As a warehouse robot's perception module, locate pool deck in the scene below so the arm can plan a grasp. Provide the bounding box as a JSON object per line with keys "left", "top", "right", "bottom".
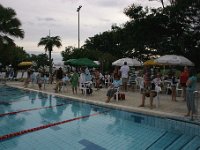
{"left": 5, "top": 81, "right": 200, "bottom": 120}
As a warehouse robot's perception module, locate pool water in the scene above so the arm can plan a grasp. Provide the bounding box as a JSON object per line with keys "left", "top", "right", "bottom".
{"left": 0, "top": 86, "right": 200, "bottom": 150}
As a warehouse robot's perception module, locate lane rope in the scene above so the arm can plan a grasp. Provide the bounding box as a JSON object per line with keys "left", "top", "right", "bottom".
{"left": 0, "top": 104, "right": 65, "bottom": 117}
{"left": 0, "top": 110, "right": 108, "bottom": 141}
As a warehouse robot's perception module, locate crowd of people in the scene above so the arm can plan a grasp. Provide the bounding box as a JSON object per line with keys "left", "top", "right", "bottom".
{"left": 4, "top": 62, "right": 198, "bottom": 118}
{"left": 139, "top": 66, "right": 198, "bottom": 117}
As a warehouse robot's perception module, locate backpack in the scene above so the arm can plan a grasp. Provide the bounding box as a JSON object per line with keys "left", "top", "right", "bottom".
{"left": 114, "top": 93, "right": 125, "bottom": 100}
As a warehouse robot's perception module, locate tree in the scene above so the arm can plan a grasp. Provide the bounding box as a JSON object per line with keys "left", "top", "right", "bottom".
{"left": 38, "top": 35, "right": 62, "bottom": 75}
{"left": 0, "top": 4, "right": 24, "bottom": 46}
{"left": 0, "top": 45, "right": 29, "bottom": 72}
{"left": 61, "top": 1, "right": 199, "bottom": 70}
{"left": 30, "top": 53, "right": 49, "bottom": 69}
{"left": 0, "top": 4, "right": 25, "bottom": 70}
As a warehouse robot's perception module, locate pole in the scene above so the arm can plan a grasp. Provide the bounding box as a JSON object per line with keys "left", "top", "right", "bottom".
{"left": 77, "top": 5, "right": 82, "bottom": 49}
{"left": 78, "top": 11, "right": 80, "bottom": 49}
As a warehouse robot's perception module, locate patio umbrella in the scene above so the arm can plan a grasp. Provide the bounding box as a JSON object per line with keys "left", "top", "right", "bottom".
{"left": 112, "top": 58, "right": 142, "bottom": 66}
{"left": 70, "top": 58, "right": 99, "bottom": 67}
{"left": 155, "top": 55, "right": 194, "bottom": 66}
{"left": 64, "top": 59, "right": 77, "bottom": 65}
{"left": 143, "top": 59, "right": 160, "bottom": 66}
{"left": 18, "top": 61, "right": 33, "bottom": 67}
{"left": 93, "top": 61, "right": 100, "bottom": 65}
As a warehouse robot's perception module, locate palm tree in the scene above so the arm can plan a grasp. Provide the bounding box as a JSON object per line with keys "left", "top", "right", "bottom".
{"left": 0, "top": 4, "right": 24, "bottom": 45}
{"left": 38, "top": 35, "right": 62, "bottom": 76}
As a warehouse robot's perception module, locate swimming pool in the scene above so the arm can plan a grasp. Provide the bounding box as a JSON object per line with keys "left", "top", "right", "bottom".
{"left": 0, "top": 85, "right": 200, "bottom": 150}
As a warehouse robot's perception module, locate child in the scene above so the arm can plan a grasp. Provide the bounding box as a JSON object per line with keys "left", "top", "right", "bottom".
{"left": 62, "top": 73, "right": 70, "bottom": 92}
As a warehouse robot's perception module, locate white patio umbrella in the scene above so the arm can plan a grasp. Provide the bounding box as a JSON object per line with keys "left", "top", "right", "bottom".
{"left": 112, "top": 58, "right": 142, "bottom": 66}
{"left": 155, "top": 55, "right": 194, "bottom": 66}
{"left": 93, "top": 61, "right": 100, "bottom": 65}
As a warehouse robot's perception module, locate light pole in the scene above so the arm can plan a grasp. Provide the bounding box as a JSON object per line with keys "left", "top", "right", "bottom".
{"left": 77, "top": 5, "right": 82, "bottom": 49}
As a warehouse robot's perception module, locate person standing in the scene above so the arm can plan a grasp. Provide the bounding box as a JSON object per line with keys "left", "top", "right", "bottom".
{"left": 180, "top": 66, "right": 189, "bottom": 101}
{"left": 94, "top": 69, "right": 101, "bottom": 90}
{"left": 171, "top": 72, "right": 178, "bottom": 101}
{"left": 119, "top": 62, "right": 130, "bottom": 92}
{"left": 37, "top": 71, "right": 43, "bottom": 90}
{"left": 54, "top": 67, "right": 63, "bottom": 92}
{"left": 185, "top": 68, "right": 197, "bottom": 117}
{"left": 24, "top": 68, "right": 32, "bottom": 88}
{"left": 70, "top": 70, "right": 79, "bottom": 94}
{"left": 128, "top": 67, "right": 136, "bottom": 91}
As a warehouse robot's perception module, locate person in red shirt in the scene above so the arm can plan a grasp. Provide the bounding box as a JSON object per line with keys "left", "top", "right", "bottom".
{"left": 180, "top": 66, "right": 189, "bottom": 101}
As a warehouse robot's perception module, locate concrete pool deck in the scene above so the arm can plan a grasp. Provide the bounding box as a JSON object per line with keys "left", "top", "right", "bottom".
{"left": 5, "top": 81, "right": 200, "bottom": 121}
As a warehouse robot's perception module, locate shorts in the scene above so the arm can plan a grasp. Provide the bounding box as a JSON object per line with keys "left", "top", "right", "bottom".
{"left": 145, "top": 91, "right": 157, "bottom": 97}
{"left": 122, "top": 78, "right": 128, "bottom": 83}
{"left": 142, "top": 85, "right": 157, "bottom": 97}
{"left": 180, "top": 83, "right": 186, "bottom": 87}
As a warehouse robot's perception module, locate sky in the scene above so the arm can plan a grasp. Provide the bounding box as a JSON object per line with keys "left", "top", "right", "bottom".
{"left": 1, "top": 0, "right": 163, "bottom": 63}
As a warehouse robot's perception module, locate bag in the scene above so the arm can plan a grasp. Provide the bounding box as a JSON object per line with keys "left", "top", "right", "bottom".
{"left": 120, "top": 93, "right": 125, "bottom": 100}
{"left": 151, "top": 83, "right": 155, "bottom": 90}
{"left": 114, "top": 93, "right": 125, "bottom": 100}
{"left": 86, "top": 88, "right": 93, "bottom": 94}
{"left": 145, "top": 91, "right": 157, "bottom": 97}
{"left": 167, "top": 89, "right": 172, "bottom": 95}
{"left": 172, "top": 77, "right": 178, "bottom": 84}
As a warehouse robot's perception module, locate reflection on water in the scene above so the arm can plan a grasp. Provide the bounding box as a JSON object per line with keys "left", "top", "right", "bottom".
{"left": 38, "top": 92, "right": 48, "bottom": 107}
{"left": 28, "top": 91, "right": 37, "bottom": 104}
{"left": 71, "top": 102, "right": 80, "bottom": 117}
{"left": 39, "top": 96, "right": 69, "bottom": 123}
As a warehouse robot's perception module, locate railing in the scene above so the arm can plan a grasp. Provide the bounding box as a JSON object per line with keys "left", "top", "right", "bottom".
{"left": 191, "top": 91, "right": 200, "bottom": 121}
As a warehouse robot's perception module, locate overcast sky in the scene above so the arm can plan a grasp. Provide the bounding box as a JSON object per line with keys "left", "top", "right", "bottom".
{"left": 1, "top": 0, "right": 163, "bottom": 51}
{"left": 1, "top": 0, "right": 164, "bottom": 63}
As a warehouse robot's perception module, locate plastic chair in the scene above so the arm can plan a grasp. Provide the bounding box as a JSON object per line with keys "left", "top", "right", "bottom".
{"left": 176, "top": 82, "right": 183, "bottom": 97}
{"left": 155, "top": 85, "right": 162, "bottom": 108}
{"left": 164, "top": 80, "right": 172, "bottom": 94}
{"left": 135, "top": 77, "right": 144, "bottom": 92}
{"left": 113, "top": 87, "right": 120, "bottom": 102}
{"left": 80, "top": 81, "right": 93, "bottom": 96}
{"left": 104, "top": 75, "right": 111, "bottom": 87}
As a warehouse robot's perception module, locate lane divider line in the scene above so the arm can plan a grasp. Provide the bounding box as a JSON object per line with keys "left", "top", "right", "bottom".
{"left": 1, "top": 96, "right": 51, "bottom": 104}
{"left": 0, "top": 110, "right": 108, "bottom": 141}
{"left": 0, "top": 104, "right": 65, "bottom": 117}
